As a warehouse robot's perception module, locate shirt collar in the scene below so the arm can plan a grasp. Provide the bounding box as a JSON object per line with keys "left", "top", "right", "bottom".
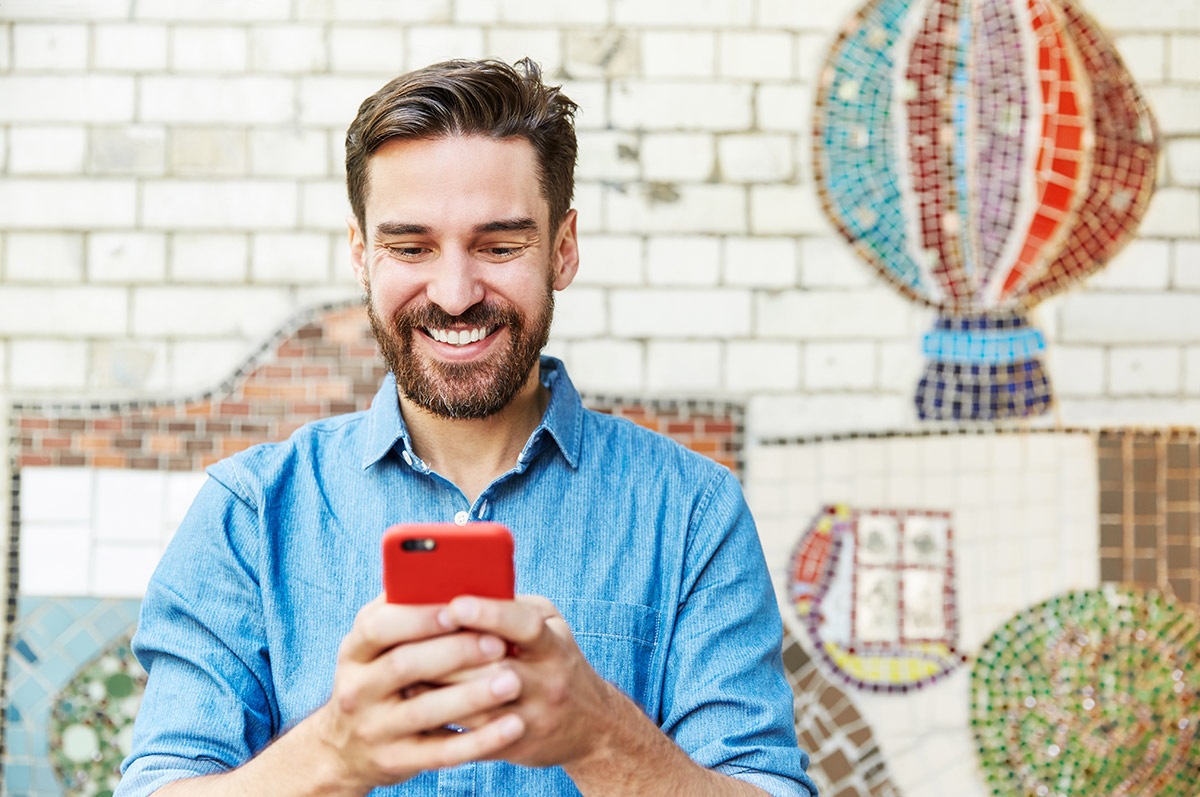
{"left": 361, "top": 356, "right": 582, "bottom": 471}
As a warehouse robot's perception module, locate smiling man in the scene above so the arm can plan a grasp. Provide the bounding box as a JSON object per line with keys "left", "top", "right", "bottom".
{"left": 116, "top": 59, "right": 817, "bottom": 797}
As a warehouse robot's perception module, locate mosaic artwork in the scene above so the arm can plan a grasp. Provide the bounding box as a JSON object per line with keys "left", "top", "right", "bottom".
{"left": 788, "top": 504, "right": 964, "bottom": 693}
{"left": 813, "top": 0, "right": 1160, "bottom": 420}
{"left": 971, "top": 587, "right": 1200, "bottom": 796}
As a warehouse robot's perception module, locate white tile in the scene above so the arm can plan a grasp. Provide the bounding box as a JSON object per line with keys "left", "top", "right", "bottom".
{"left": 164, "top": 472, "right": 209, "bottom": 530}
{"left": 20, "top": 522, "right": 92, "bottom": 596}
{"left": 20, "top": 467, "right": 92, "bottom": 522}
{"left": 92, "top": 542, "right": 163, "bottom": 598}
{"left": 94, "top": 469, "right": 167, "bottom": 543}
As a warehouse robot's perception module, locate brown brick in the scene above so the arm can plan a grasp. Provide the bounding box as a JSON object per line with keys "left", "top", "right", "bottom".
{"left": 1134, "top": 526, "right": 1159, "bottom": 550}
{"left": 18, "top": 417, "right": 52, "bottom": 430}
{"left": 833, "top": 787, "right": 863, "bottom": 797}
{"left": 1132, "top": 558, "right": 1157, "bottom": 584}
{"left": 1100, "top": 558, "right": 1124, "bottom": 581}
{"left": 54, "top": 418, "right": 87, "bottom": 431}
{"left": 1167, "top": 442, "right": 1193, "bottom": 469}
{"left": 1169, "top": 578, "right": 1194, "bottom": 603}
{"left": 1100, "top": 523, "right": 1124, "bottom": 548}
{"left": 847, "top": 727, "right": 872, "bottom": 747}
{"left": 819, "top": 688, "right": 842, "bottom": 711}
{"left": 833, "top": 703, "right": 861, "bottom": 727}
{"left": 819, "top": 749, "right": 853, "bottom": 783}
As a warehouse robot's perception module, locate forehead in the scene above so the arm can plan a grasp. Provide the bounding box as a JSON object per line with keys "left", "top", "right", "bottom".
{"left": 364, "top": 135, "right": 548, "bottom": 231}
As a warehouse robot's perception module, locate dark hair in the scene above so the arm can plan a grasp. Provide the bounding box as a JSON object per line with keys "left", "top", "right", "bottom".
{"left": 345, "top": 58, "right": 578, "bottom": 232}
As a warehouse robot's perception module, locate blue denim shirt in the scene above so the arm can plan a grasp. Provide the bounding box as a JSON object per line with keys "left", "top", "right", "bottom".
{"left": 117, "top": 358, "right": 816, "bottom": 797}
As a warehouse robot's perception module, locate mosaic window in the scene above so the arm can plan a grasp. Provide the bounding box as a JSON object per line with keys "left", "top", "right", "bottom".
{"left": 813, "top": 0, "right": 1159, "bottom": 421}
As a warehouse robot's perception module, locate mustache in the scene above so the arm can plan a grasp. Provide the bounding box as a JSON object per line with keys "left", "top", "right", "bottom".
{"left": 391, "top": 301, "right": 522, "bottom": 332}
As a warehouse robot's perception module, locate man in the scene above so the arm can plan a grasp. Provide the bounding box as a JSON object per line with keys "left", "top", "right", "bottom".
{"left": 117, "top": 59, "right": 817, "bottom": 797}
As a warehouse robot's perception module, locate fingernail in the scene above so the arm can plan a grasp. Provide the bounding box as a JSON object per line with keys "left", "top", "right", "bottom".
{"left": 452, "top": 597, "right": 479, "bottom": 623}
{"left": 491, "top": 669, "right": 519, "bottom": 698}
{"left": 436, "top": 608, "right": 454, "bottom": 629}
{"left": 499, "top": 714, "right": 524, "bottom": 740}
{"left": 479, "top": 635, "right": 504, "bottom": 657}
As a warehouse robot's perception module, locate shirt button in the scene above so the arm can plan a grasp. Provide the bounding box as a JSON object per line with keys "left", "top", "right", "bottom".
{"left": 454, "top": 511, "right": 469, "bottom": 526}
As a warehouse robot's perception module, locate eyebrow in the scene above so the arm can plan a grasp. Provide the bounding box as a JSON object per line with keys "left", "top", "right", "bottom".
{"left": 373, "top": 218, "right": 539, "bottom": 237}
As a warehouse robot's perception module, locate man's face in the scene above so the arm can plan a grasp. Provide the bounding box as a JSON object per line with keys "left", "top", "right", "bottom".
{"left": 349, "top": 135, "right": 578, "bottom": 419}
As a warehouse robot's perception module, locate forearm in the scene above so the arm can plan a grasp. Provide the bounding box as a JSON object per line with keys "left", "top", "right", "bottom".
{"left": 151, "top": 712, "right": 365, "bottom": 797}
{"left": 563, "top": 682, "right": 769, "bottom": 797}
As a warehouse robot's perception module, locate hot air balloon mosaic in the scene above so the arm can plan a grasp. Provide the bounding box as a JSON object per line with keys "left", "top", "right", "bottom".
{"left": 812, "top": 0, "right": 1160, "bottom": 421}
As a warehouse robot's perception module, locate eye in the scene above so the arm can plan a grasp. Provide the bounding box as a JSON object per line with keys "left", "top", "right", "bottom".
{"left": 384, "top": 245, "right": 430, "bottom": 260}
{"left": 481, "top": 245, "right": 526, "bottom": 259}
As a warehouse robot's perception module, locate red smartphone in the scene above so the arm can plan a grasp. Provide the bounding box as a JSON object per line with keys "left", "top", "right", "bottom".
{"left": 382, "top": 522, "right": 515, "bottom": 605}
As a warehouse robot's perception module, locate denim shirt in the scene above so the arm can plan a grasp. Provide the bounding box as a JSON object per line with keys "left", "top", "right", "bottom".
{"left": 117, "top": 358, "right": 816, "bottom": 797}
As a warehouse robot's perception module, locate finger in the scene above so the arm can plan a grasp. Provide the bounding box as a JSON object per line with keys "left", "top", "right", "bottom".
{"left": 366, "top": 665, "right": 523, "bottom": 738}
{"left": 339, "top": 596, "right": 457, "bottom": 664}
{"left": 448, "top": 597, "right": 553, "bottom": 653}
{"left": 515, "top": 594, "right": 560, "bottom": 620}
{"left": 404, "top": 713, "right": 526, "bottom": 771}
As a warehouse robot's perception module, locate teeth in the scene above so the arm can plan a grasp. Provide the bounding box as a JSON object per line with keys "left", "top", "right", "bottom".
{"left": 427, "top": 326, "right": 491, "bottom": 346}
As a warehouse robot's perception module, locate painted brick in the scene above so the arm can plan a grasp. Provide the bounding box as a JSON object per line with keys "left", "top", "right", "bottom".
{"left": 487, "top": 30, "right": 563, "bottom": 70}
{"left": 757, "top": 85, "right": 809, "bottom": 132}
{"left": 296, "top": 0, "right": 451, "bottom": 23}
{"left": 1076, "top": 0, "right": 1199, "bottom": 32}
{"left": 758, "top": 0, "right": 861, "bottom": 28}
{"left": 1109, "top": 346, "right": 1182, "bottom": 395}
{"left": 1048, "top": 345, "right": 1106, "bottom": 397}
{"left": 0, "top": 76, "right": 134, "bottom": 123}
{"left": 302, "top": 181, "right": 353, "bottom": 231}
{"left": 300, "top": 76, "right": 390, "bottom": 126}
{"left": 610, "top": 288, "right": 751, "bottom": 338}
{"left": 573, "top": 182, "right": 605, "bottom": 235}
{"left": 560, "top": 80, "right": 607, "bottom": 130}
{"left": 9, "top": 126, "right": 87, "bottom": 174}
{"left": 93, "top": 23, "right": 168, "bottom": 71}
{"left": 169, "top": 128, "right": 247, "bottom": 176}
{"left": 89, "top": 233, "right": 167, "bottom": 283}
{"left": 878, "top": 340, "right": 923, "bottom": 394}
{"left": 1059, "top": 294, "right": 1200, "bottom": 343}
{"left": 646, "top": 236, "right": 721, "bottom": 286}
{"left": 806, "top": 341, "right": 877, "bottom": 389}
{"left": 640, "top": 133, "right": 715, "bottom": 182}
{"left": 757, "top": 288, "right": 913, "bottom": 339}
{"left": 328, "top": 27, "right": 407, "bottom": 73}
{"left": 91, "top": 337, "right": 168, "bottom": 394}
{"left": 747, "top": 393, "right": 913, "bottom": 438}
{"left": 90, "top": 126, "right": 166, "bottom": 175}
{"left": 607, "top": 184, "right": 746, "bottom": 234}
{"left": 574, "top": 235, "right": 643, "bottom": 286}
{"left": 562, "top": 29, "right": 636, "bottom": 80}
{"left": 1170, "top": 35, "right": 1200, "bottom": 81}
{"left": 567, "top": 340, "right": 644, "bottom": 393}
{"left": 725, "top": 341, "right": 801, "bottom": 391}
{"left": 718, "top": 32, "right": 794, "bottom": 80}
{"left": 1114, "top": 35, "right": 1167, "bottom": 82}
{"left": 141, "top": 77, "right": 293, "bottom": 124}
{"left": 10, "top": 340, "right": 88, "bottom": 390}
{"left": 3, "top": 0, "right": 130, "bottom": 19}
{"left": 614, "top": 0, "right": 751, "bottom": 27}
{"left": 799, "top": 236, "right": 876, "bottom": 288}
{"left": 251, "top": 25, "right": 328, "bottom": 73}
{"left": 405, "top": 26, "right": 486, "bottom": 71}
{"left": 250, "top": 129, "right": 328, "bottom": 177}
{"left": 1176, "top": 241, "right": 1200, "bottom": 288}
{"left": 552, "top": 287, "right": 607, "bottom": 338}
{"left": 1084, "top": 239, "right": 1171, "bottom": 290}
{"left": 6, "top": 233, "right": 85, "bottom": 283}
{"left": 137, "top": 0, "right": 290, "bottom": 21}
{"left": 750, "top": 185, "right": 833, "bottom": 235}
{"left": 13, "top": 23, "right": 88, "bottom": 70}
{"left": 495, "top": 0, "right": 606, "bottom": 24}
{"left": 1186, "top": 346, "right": 1200, "bottom": 395}
{"left": 611, "top": 81, "right": 753, "bottom": 131}
{"left": 647, "top": 341, "right": 722, "bottom": 392}
{"left": 454, "top": 0, "right": 500, "bottom": 23}
{"left": 1057, "top": 397, "right": 1200, "bottom": 426}
{"left": 576, "top": 131, "right": 641, "bottom": 182}
{"left": 0, "top": 287, "right": 127, "bottom": 336}
{"left": 142, "top": 181, "right": 298, "bottom": 230}
{"left": 1145, "top": 86, "right": 1200, "bottom": 134}
{"left": 723, "top": 237, "right": 797, "bottom": 287}
{"left": 251, "top": 233, "right": 330, "bottom": 283}
{"left": 640, "top": 32, "right": 715, "bottom": 78}
{"left": 170, "top": 234, "right": 249, "bottom": 282}
{"left": 171, "top": 26, "right": 248, "bottom": 72}
{"left": 796, "top": 32, "right": 828, "bottom": 83}
{"left": 1136, "top": 188, "right": 1200, "bottom": 237}
{"left": 718, "top": 134, "right": 794, "bottom": 182}
{"left": 1168, "top": 139, "right": 1200, "bottom": 187}
{"left": 0, "top": 25, "right": 8, "bottom": 72}
{"left": 132, "top": 287, "right": 293, "bottom": 338}
{"left": 0, "top": 179, "right": 136, "bottom": 229}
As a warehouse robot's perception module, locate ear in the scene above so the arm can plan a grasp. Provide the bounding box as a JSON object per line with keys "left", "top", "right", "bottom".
{"left": 550, "top": 209, "right": 579, "bottom": 291}
{"left": 347, "top": 214, "right": 368, "bottom": 289}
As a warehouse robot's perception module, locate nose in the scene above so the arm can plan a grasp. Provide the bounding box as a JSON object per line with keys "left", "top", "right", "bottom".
{"left": 425, "top": 253, "right": 485, "bottom": 318}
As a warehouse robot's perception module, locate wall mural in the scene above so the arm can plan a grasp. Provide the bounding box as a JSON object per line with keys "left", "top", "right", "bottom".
{"left": 812, "top": 0, "right": 1160, "bottom": 420}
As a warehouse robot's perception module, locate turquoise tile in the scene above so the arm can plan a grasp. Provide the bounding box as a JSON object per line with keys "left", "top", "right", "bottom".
{"left": 34, "top": 762, "right": 63, "bottom": 795}
{"left": 9, "top": 676, "right": 48, "bottom": 711}
{"left": 5, "top": 723, "right": 29, "bottom": 755}
{"left": 94, "top": 602, "right": 140, "bottom": 639}
{"left": 30, "top": 722, "right": 49, "bottom": 757}
{"left": 5, "top": 762, "right": 32, "bottom": 790}
{"left": 36, "top": 602, "right": 78, "bottom": 640}
{"left": 16, "top": 595, "right": 45, "bottom": 617}
{"left": 62, "top": 626, "right": 102, "bottom": 664}
{"left": 37, "top": 652, "right": 76, "bottom": 690}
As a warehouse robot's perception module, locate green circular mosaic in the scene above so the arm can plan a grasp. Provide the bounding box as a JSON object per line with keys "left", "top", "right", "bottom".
{"left": 48, "top": 636, "right": 147, "bottom": 796}
{"left": 971, "top": 587, "right": 1200, "bottom": 796}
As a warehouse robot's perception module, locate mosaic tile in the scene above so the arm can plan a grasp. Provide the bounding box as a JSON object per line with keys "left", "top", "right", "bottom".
{"left": 971, "top": 587, "right": 1200, "bottom": 796}
{"left": 813, "top": 0, "right": 1160, "bottom": 421}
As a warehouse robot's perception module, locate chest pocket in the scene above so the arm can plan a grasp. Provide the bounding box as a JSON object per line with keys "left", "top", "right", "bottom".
{"left": 552, "top": 598, "right": 659, "bottom": 710}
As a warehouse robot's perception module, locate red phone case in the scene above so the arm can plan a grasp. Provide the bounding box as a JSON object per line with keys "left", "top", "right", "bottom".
{"left": 382, "top": 522, "right": 515, "bottom": 605}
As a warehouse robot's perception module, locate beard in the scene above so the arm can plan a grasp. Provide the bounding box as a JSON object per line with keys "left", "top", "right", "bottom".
{"left": 365, "top": 280, "right": 555, "bottom": 420}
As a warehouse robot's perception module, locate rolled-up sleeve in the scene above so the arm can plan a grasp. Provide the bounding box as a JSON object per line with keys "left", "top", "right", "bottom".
{"left": 116, "top": 475, "right": 276, "bottom": 797}
{"left": 661, "top": 470, "right": 818, "bottom": 797}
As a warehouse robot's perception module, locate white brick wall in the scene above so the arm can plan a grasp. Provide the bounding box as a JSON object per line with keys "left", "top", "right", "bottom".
{"left": 0, "top": 0, "right": 1194, "bottom": 436}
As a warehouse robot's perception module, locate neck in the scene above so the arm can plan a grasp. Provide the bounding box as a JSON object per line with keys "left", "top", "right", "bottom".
{"left": 398, "top": 365, "right": 550, "bottom": 505}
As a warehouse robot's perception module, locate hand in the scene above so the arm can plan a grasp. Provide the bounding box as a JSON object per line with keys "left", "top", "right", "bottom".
{"left": 311, "top": 594, "right": 528, "bottom": 792}
{"left": 445, "top": 595, "right": 622, "bottom": 770}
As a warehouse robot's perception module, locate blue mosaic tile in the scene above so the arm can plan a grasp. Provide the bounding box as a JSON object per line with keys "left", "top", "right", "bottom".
{"left": 6, "top": 763, "right": 32, "bottom": 790}
{"left": 10, "top": 677, "right": 49, "bottom": 712}
{"left": 62, "top": 627, "right": 102, "bottom": 664}
{"left": 93, "top": 603, "right": 139, "bottom": 639}
{"left": 14, "top": 638, "right": 39, "bottom": 664}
